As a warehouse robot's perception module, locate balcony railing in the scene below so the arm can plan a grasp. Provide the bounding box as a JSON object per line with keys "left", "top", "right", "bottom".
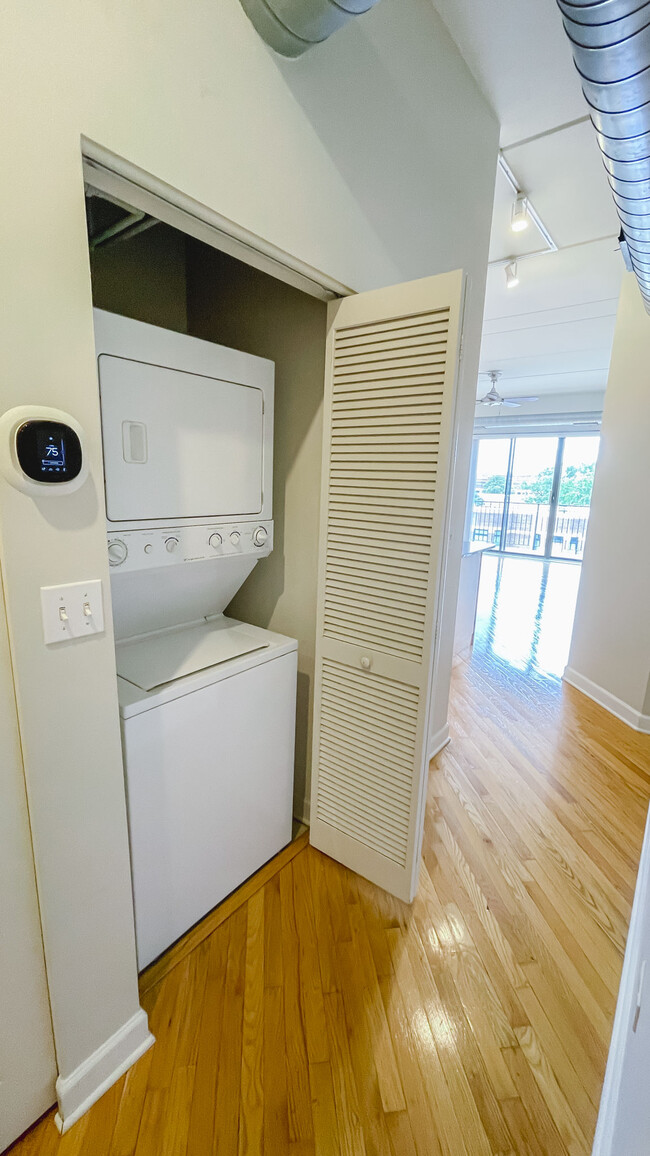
{"left": 470, "top": 501, "right": 590, "bottom": 558}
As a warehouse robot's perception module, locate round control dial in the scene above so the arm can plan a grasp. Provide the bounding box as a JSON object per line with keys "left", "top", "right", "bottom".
{"left": 230, "top": 531, "right": 241, "bottom": 545}
{"left": 165, "top": 537, "right": 180, "bottom": 553}
{"left": 253, "top": 526, "right": 268, "bottom": 547}
{"left": 208, "top": 532, "right": 223, "bottom": 549}
{"left": 108, "top": 539, "right": 128, "bottom": 567}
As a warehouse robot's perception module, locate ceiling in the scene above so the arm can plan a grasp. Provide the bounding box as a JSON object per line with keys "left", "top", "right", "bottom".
{"left": 433, "top": 0, "right": 624, "bottom": 404}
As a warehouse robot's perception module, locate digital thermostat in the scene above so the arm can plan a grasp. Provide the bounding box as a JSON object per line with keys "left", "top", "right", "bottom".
{"left": 0, "top": 406, "right": 88, "bottom": 496}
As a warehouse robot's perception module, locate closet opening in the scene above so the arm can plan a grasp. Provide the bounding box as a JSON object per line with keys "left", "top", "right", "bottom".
{"left": 85, "top": 179, "right": 332, "bottom": 968}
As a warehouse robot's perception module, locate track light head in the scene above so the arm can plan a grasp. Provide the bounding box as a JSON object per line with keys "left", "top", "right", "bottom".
{"left": 511, "top": 194, "right": 529, "bottom": 233}
{"left": 505, "top": 260, "right": 519, "bottom": 289}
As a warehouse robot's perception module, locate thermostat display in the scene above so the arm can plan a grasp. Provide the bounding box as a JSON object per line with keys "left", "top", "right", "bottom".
{"left": 0, "top": 405, "right": 88, "bottom": 496}
{"left": 16, "top": 420, "right": 82, "bottom": 484}
{"left": 38, "top": 431, "right": 66, "bottom": 472}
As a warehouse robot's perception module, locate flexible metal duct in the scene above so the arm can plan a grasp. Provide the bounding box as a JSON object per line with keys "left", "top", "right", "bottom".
{"left": 239, "top": 0, "right": 382, "bottom": 57}
{"left": 558, "top": 0, "right": 650, "bottom": 311}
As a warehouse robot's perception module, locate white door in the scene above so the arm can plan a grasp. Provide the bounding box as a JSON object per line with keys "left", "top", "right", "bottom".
{"left": 309, "top": 271, "right": 464, "bottom": 902}
{"left": 0, "top": 570, "right": 57, "bottom": 1148}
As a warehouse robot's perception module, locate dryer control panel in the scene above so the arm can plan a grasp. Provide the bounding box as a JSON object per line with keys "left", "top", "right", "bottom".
{"left": 107, "top": 521, "right": 273, "bottom": 572}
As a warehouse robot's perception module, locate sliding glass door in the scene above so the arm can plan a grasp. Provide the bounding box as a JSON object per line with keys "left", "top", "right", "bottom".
{"left": 469, "top": 439, "right": 510, "bottom": 547}
{"left": 550, "top": 436, "right": 599, "bottom": 560}
{"left": 469, "top": 433, "right": 599, "bottom": 561}
{"left": 505, "top": 437, "right": 558, "bottom": 555}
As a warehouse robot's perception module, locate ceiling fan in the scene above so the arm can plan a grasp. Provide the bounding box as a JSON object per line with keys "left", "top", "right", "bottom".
{"left": 477, "top": 370, "right": 538, "bottom": 408}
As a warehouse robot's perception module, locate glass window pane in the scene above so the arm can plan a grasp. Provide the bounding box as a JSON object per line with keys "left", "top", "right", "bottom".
{"left": 470, "top": 439, "right": 510, "bottom": 548}
{"left": 505, "top": 437, "right": 558, "bottom": 555}
{"left": 551, "top": 436, "right": 600, "bottom": 560}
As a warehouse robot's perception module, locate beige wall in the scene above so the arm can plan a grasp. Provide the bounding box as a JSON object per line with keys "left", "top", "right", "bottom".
{"left": 187, "top": 245, "right": 326, "bottom": 820}
{"left": 0, "top": 0, "right": 497, "bottom": 1116}
{"left": 567, "top": 273, "right": 650, "bottom": 727}
{"left": 90, "top": 223, "right": 188, "bottom": 333}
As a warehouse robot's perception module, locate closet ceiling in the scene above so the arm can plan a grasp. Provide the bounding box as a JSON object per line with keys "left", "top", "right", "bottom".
{"left": 433, "top": 0, "right": 624, "bottom": 400}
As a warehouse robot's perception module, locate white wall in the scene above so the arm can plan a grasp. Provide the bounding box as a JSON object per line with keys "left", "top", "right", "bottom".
{"left": 566, "top": 274, "right": 650, "bottom": 729}
{"left": 593, "top": 810, "right": 650, "bottom": 1155}
{"left": 0, "top": 0, "right": 498, "bottom": 1121}
{"left": 0, "top": 570, "right": 57, "bottom": 1148}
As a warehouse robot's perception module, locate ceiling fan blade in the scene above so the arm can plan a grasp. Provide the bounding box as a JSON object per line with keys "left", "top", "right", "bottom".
{"left": 501, "top": 400, "right": 521, "bottom": 407}
{"left": 504, "top": 396, "right": 539, "bottom": 404}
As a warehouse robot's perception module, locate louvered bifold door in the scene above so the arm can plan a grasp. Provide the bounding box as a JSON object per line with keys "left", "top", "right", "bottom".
{"left": 310, "top": 271, "right": 464, "bottom": 902}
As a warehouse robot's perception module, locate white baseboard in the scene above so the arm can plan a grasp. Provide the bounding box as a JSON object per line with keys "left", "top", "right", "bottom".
{"left": 563, "top": 667, "right": 650, "bottom": 734}
{"left": 54, "top": 1009, "right": 154, "bottom": 1134}
{"left": 428, "top": 724, "right": 450, "bottom": 762}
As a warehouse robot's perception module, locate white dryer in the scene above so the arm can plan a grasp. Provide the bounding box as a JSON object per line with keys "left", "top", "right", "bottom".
{"left": 94, "top": 310, "right": 297, "bottom": 970}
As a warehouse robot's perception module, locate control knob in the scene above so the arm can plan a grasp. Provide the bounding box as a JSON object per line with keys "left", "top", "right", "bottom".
{"left": 108, "top": 539, "right": 128, "bottom": 567}
{"left": 230, "top": 531, "right": 241, "bottom": 545}
{"left": 208, "top": 532, "right": 223, "bottom": 549}
{"left": 253, "top": 526, "right": 268, "bottom": 547}
{"left": 165, "top": 537, "right": 180, "bottom": 553}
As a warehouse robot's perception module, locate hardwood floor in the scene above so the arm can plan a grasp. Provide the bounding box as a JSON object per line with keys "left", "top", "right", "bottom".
{"left": 10, "top": 556, "right": 650, "bottom": 1155}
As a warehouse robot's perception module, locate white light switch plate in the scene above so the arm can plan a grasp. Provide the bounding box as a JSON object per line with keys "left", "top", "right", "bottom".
{"left": 41, "top": 579, "right": 105, "bottom": 645}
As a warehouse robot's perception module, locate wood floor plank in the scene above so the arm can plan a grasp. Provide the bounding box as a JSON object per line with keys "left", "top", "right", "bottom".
{"left": 109, "top": 1043, "right": 155, "bottom": 1156}
{"left": 292, "top": 850, "right": 330, "bottom": 1066}
{"left": 404, "top": 920, "right": 515, "bottom": 1155}
{"left": 239, "top": 890, "right": 265, "bottom": 1156}
{"left": 336, "top": 946, "right": 394, "bottom": 1156}
{"left": 263, "top": 985, "right": 289, "bottom": 1154}
{"left": 389, "top": 925, "right": 490, "bottom": 1156}
{"left": 213, "top": 903, "right": 247, "bottom": 1152}
{"left": 378, "top": 969, "right": 444, "bottom": 1156}
{"left": 513, "top": 1026, "right": 588, "bottom": 1156}
{"left": 323, "top": 991, "right": 366, "bottom": 1156}
{"left": 501, "top": 1046, "right": 570, "bottom": 1156}
{"left": 279, "top": 863, "right": 314, "bottom": 1147}
{"left": 186, "top": 920, "right": 230, "bottom": 1155}
{"left": 516, "top": 981, "right": 600, "bottom": 1135}
{"left": 309, "top": 1061, "right": 341, "bottom": 1156}
{"left": 346, "top": 902, "right": 405, "bottom": 1114}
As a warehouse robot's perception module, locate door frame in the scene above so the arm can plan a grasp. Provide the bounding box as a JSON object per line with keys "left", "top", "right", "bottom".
{"left": 82, "top": 138, "right": 352, "bottom": 303}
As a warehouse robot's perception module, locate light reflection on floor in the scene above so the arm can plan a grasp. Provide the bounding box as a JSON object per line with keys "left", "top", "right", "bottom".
{"left": 471, "top": 554, "right": 581, "bottom": 696}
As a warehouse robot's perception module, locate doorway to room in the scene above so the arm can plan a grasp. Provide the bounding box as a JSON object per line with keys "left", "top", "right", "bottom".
{"left": 467, "top": 433, "right": 600, "bottom": 562}
{"left": 455, "top": 429, "right": 601, "bottom": 694}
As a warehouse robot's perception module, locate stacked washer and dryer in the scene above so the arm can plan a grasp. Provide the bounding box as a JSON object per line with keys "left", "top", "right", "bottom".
{"left": 95, "top": 310, "right": 297, "bottom": 969}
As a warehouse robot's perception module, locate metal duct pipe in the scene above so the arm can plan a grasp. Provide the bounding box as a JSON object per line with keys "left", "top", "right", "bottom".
{"left": 558, "top": 0, "right": 650, "bottom": 311}
{"left": 239, "top": 0, "right": 382, "bottom": 57}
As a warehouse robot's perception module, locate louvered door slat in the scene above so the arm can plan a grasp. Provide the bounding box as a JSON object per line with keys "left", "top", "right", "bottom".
{"left": 310, "top": 271, "right": 464, "bottom": 901}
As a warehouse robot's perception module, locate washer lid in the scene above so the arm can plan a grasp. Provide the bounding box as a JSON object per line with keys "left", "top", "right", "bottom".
{"left": 116, "top": 618, "right": 269, "bottom": 691}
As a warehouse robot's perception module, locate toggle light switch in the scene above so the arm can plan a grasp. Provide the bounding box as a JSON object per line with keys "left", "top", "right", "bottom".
{"left": 41, "top": 579, "right": 105, "bottom": 644}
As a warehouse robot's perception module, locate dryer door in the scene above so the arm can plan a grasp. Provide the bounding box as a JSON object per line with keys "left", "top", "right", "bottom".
{"left": 99, "top": 354, "right": 264, "bottom": 523}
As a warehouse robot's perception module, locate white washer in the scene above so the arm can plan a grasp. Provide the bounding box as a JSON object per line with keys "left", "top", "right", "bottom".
{"left": 117, "top": 618, "right": 297, "bottom": 970}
